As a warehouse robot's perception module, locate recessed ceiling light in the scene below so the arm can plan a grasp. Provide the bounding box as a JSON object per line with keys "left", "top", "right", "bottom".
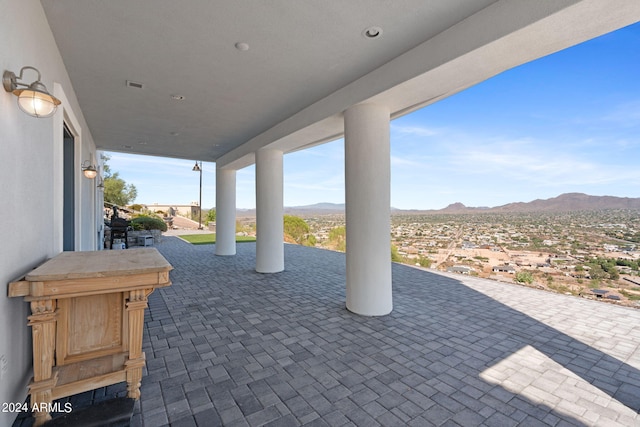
{"left": 362, "top": 26, "right": 383, "bottom": 39}
{"left": 138, "top": 141, "right": 147, "bottom": 145}
{"left": 171, "top": 94, "right": 186, "bottom": 101}
{"left": 235, "top": 42, "right": 250, "bottom": 51}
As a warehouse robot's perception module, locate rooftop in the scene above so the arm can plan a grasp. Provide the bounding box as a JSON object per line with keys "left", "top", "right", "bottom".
{"left": 137, "top": 238, "right": 640, "bottom": 425}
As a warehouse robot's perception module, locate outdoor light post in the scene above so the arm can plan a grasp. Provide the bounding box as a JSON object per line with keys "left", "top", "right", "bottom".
{"left": 192, "top": 161, "right": 203, "bottom": 229}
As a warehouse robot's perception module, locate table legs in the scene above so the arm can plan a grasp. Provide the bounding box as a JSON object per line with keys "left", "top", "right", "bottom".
{"left": 125, "top": 289, "right": 150, "bottom": 399}
{"left": 24, "top": 288, "right": 154, "bottom": 425}
{"left": 27, "top": 299, "right": 57, "bottom": 427}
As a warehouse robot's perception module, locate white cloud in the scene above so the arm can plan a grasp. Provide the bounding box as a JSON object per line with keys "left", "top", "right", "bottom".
{"left": 390, "top": 155, "right": 428, "bottom": 168}
{"left": 447, "top": 139, "right": 640, "bottom": 188}
{"left": 391, "top": 124, "right": 439, "bottom": 137}
{"left": 602, "top": 100, "right": 640, "bottom": 127}
{"left": 389, "top": 121, "right": 640, "bottom": 208}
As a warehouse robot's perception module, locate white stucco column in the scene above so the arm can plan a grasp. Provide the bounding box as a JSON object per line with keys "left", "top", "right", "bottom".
{"left": 215, "top": 166, "right": 236, "bottom": 256}
{"left": 344, "top": 103, "right": 392, "bottom": 316}
{"left": 255, "top": 148, "right": 284, "bottom": 273}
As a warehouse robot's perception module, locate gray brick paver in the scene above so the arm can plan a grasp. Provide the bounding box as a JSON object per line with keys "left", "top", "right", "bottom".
{"left": 377, "top": 410, "right": 406, "bottom": 427}
{"left": 166, "top": 398, "right": 192, "bottom": 421}
{"left": 142, "top": 409, "right": 169, "bottom": 427}
{"left": 245, "top": 405, "right": 281, "bottom": 427}
{"left": 127, "top": 238, "right": 640, "bottom": 426}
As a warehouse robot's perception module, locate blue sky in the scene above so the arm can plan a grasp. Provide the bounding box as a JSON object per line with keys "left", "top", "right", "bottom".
{"left": 105, "top": 22, "right": 640, "bottom": 210}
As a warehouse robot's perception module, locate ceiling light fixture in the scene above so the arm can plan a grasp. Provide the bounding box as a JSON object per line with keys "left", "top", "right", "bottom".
{"left": 3, "top": 66, "right": 61, "bottom": 118}
{"left": 362, "top": 26, "right": 383, "bottom": 39}
{"left": 171, "top": 94, "right": 186, "bottom": 101}
{"left": 235, "top": 42, "right": 250, "bottom": 51}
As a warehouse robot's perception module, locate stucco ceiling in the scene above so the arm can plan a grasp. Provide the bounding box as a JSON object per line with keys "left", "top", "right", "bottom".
{"left": 41, "top": 1, "right": 640, "bottom": 169}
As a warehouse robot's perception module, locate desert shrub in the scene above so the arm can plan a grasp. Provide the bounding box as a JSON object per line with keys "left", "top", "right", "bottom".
{"left": 515, "top": 271, "right": 534, "bottom": 284}
{"left": 131, "top": 215, "right": 167, "bottom": 232}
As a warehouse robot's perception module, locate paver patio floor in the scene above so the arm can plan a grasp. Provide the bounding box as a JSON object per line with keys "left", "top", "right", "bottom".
{"left": 128, "top": 236, "right": 639, "bottom": 426}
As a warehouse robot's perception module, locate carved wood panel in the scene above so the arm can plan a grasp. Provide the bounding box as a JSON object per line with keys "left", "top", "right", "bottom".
{"left": 56, "top": 293, "right": 127, "bottom": 365}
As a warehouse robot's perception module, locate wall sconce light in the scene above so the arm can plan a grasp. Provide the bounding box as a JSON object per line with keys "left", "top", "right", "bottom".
{"left": 97, "top": 177, "right": 105, "bottom": 190}
{"left": 82, "top": 160, "right": 98, "bottom": 179}
{"left": 3, "top": 66, "right": 61, "bottom": 118}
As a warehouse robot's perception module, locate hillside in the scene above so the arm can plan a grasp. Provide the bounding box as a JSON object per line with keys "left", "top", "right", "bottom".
{"left": 239, "top": 193, "right": 640, "bottom": 217}
{"left": 284, "top": 203, "right": 345, "bottom": 216}
{"left": 438, "top": 193, "right": 640, "bottom": 213}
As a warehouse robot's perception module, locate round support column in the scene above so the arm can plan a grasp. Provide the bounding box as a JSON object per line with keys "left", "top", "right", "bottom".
{"left": 255, "top": 148, "right": 284, "bottom": 273}
{"left": 344, "top": 103, "right": 392, "bottom": 316}
{"left": 215, "top": 167, "right": 236, "bottom": 256}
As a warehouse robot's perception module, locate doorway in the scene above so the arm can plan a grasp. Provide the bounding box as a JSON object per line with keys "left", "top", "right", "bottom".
{"left": 63, "top": 124, "right": 75, "bottom": 251}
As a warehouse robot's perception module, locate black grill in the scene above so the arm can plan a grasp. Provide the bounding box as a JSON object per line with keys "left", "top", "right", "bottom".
{"left": 109, "top": 218, "right": 131, "bottom": 249}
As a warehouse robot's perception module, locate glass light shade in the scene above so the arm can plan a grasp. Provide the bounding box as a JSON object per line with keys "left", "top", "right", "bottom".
{"left": 15, "top": 88, "right": 61, "bottom": 118}
{"left": 83, "top": 165, "right": 98, "bottom": 179}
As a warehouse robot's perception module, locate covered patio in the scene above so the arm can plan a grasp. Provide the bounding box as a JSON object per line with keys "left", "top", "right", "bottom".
{"left": 4, "top": 2, "right": 640, "bottom": 426}
{"left": 18, "top": 236, "right": 637, "bottom": 426}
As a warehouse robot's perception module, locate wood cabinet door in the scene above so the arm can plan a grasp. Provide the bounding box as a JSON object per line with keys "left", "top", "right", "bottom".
{"left": 56, "top": 293, "right": 128, "bottom": 365}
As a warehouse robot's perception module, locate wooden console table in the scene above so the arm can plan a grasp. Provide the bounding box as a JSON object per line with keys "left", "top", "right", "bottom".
{"left": 9, "top": 248, "right": 172, "bottom": 426}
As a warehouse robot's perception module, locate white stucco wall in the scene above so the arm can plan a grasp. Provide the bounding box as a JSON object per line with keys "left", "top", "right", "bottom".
{"left": 0, "top": 1, "right": 100, "bottom": 425}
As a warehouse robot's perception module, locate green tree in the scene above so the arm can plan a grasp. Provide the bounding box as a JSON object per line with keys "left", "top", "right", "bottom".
{"left": 283, "top": 215, "right": 316, "bottom": 247}
{"left": 588, "top": 264, "right": 607, "bottom": 281}
{"left": 102, "top": 155, "right": 137, "bottom": 206}
{"left": 104, "top": 172, "right": 137, "bottom": 206}
{"left": 206, "top": 208, "right": 216, "bottom": 223}
{"left": 391, "top": 244, "right": 403, "bottom": 262}
{"left": 327, "top": 226, "right": 346, "bottom": 252}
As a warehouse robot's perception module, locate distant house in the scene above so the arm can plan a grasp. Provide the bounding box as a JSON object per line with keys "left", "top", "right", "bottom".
{"left": 404, "top": 246, "right": 419, "bottom": 255}
{"left": 146, "top": 203, "right": 200, "bottom": 218}
{"left": 515, "top": 261, "right": 533, "bottom": 267}
{"left": 447, "top": 266, "right": 474, "bottom": 275}
{"left": 493, "top": 265, "right": 516, "bottom": 274}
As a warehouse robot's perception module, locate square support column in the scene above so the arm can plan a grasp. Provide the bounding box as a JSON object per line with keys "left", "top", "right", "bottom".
{"left": 215, "top": 167, "right": 237, "bottom": 256}
{"left": 255, "top": 148, "right": 284, "bottom": 273}
{"left": 344, "top": 103, "right": 392, "bottom": 316}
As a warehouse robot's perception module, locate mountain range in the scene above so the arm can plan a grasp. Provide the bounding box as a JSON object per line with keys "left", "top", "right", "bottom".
{"left": 281, "top": 193, "right": 640, "bottom": 215}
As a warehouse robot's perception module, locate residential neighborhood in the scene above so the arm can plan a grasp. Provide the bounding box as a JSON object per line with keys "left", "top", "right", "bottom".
{"left": 301, "top": 209, "right": 640, "bottom": 307}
